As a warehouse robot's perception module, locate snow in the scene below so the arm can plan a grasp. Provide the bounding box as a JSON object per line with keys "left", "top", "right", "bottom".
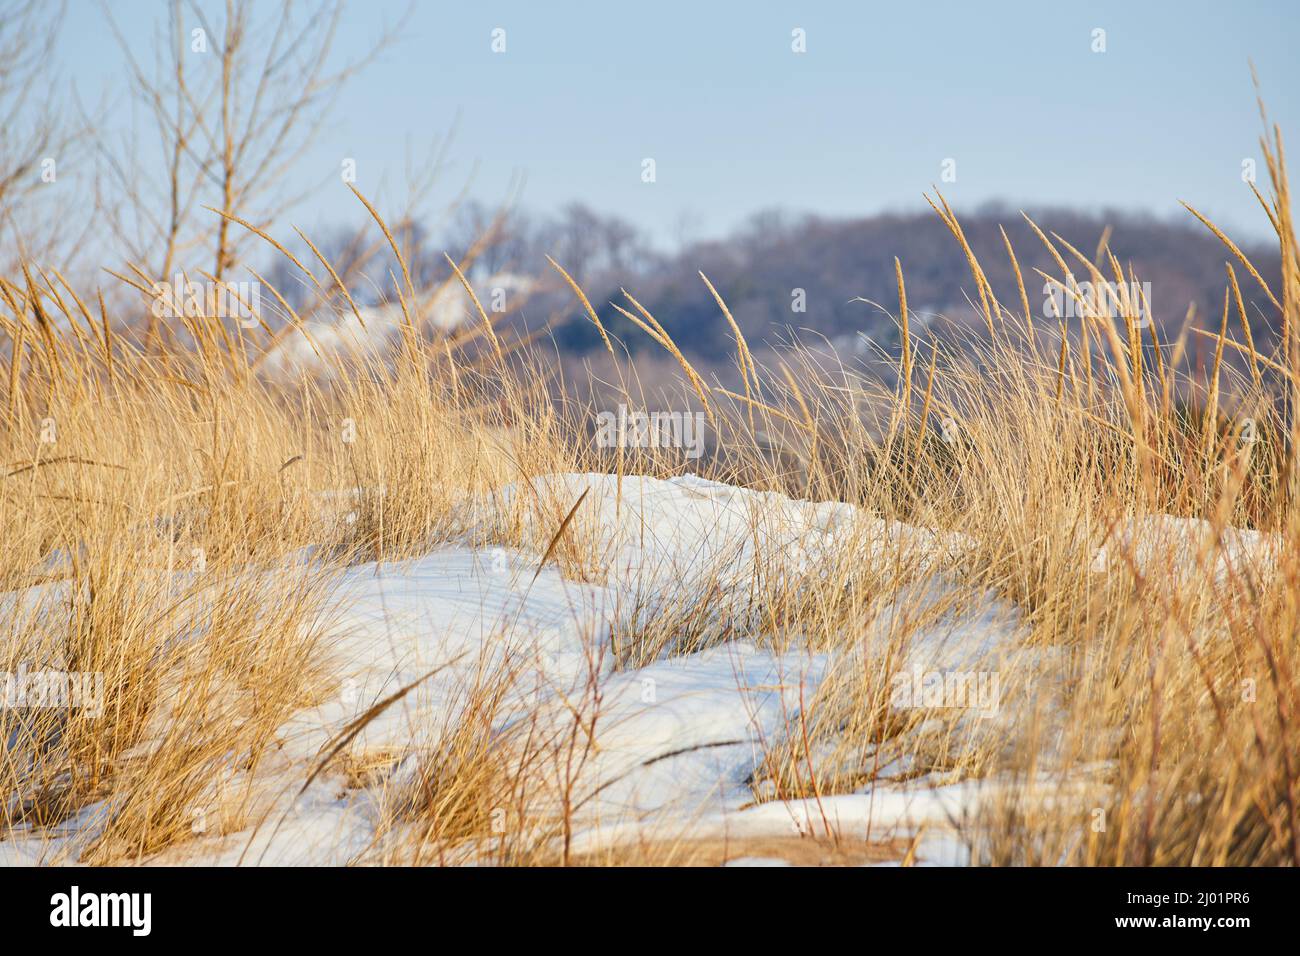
{"left": 723, "top": 856, "right": 791, "bottom": 867}
{"left": 1089, "top": 513, "right": 1278, "bottom": 582}
{"left": 1, "top": 473, "right": 1275, "bottom": 865}
{"left": 260, "top": 273, "right": 533, "bottom": 378}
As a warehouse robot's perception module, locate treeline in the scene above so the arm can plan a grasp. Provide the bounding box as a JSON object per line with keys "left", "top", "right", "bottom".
{"left": 521, "top": 203, "right": 1283, "bottom": 363}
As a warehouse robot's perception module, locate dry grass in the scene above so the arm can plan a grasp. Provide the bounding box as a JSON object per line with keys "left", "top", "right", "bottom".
{"left": 566, "top": 833, "right": 911, "bottom": 866}
{"left": 2, "top": 98, "right": 1299, "bottom": 866}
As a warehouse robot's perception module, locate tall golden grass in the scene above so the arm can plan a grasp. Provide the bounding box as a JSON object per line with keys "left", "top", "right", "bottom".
{"left": 1, "top": 105, "right": 1297, "bottom": 865}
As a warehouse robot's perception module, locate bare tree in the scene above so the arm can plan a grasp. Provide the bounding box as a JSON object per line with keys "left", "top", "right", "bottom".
{"left": 0, "top": 0, "right": 88, "bottom": 271}
{"left": 95, "top": 0, "right": 407, "bottom": 294}
{"left": 538, "top": 203, "right": 652, "bottom": 286}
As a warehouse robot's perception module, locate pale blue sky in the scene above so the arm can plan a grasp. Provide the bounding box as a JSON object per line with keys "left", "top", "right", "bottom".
{"left": 55, "top": 0, "right": 1299, "bottom": 247}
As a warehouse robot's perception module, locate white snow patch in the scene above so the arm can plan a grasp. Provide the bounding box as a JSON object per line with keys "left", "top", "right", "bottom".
{"left": 0, "top": 472, "right": 1083, "bottom": 865}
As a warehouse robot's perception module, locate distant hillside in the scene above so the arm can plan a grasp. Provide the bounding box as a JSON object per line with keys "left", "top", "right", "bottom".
{"left": 539, "top": 205, "right": 1283, "bottom": 367}
{"left": 266, "top": 201, "right": 1284, "bottom": 384}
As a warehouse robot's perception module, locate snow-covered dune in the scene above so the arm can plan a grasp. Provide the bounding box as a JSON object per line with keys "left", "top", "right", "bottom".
{"left": 4, "top": 473, "right": 1274, "bottom": 865}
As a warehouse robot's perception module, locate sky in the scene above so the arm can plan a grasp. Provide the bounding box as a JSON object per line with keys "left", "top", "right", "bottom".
{"left": 53, "top": 0, "right": 1300, "bottom": 249}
